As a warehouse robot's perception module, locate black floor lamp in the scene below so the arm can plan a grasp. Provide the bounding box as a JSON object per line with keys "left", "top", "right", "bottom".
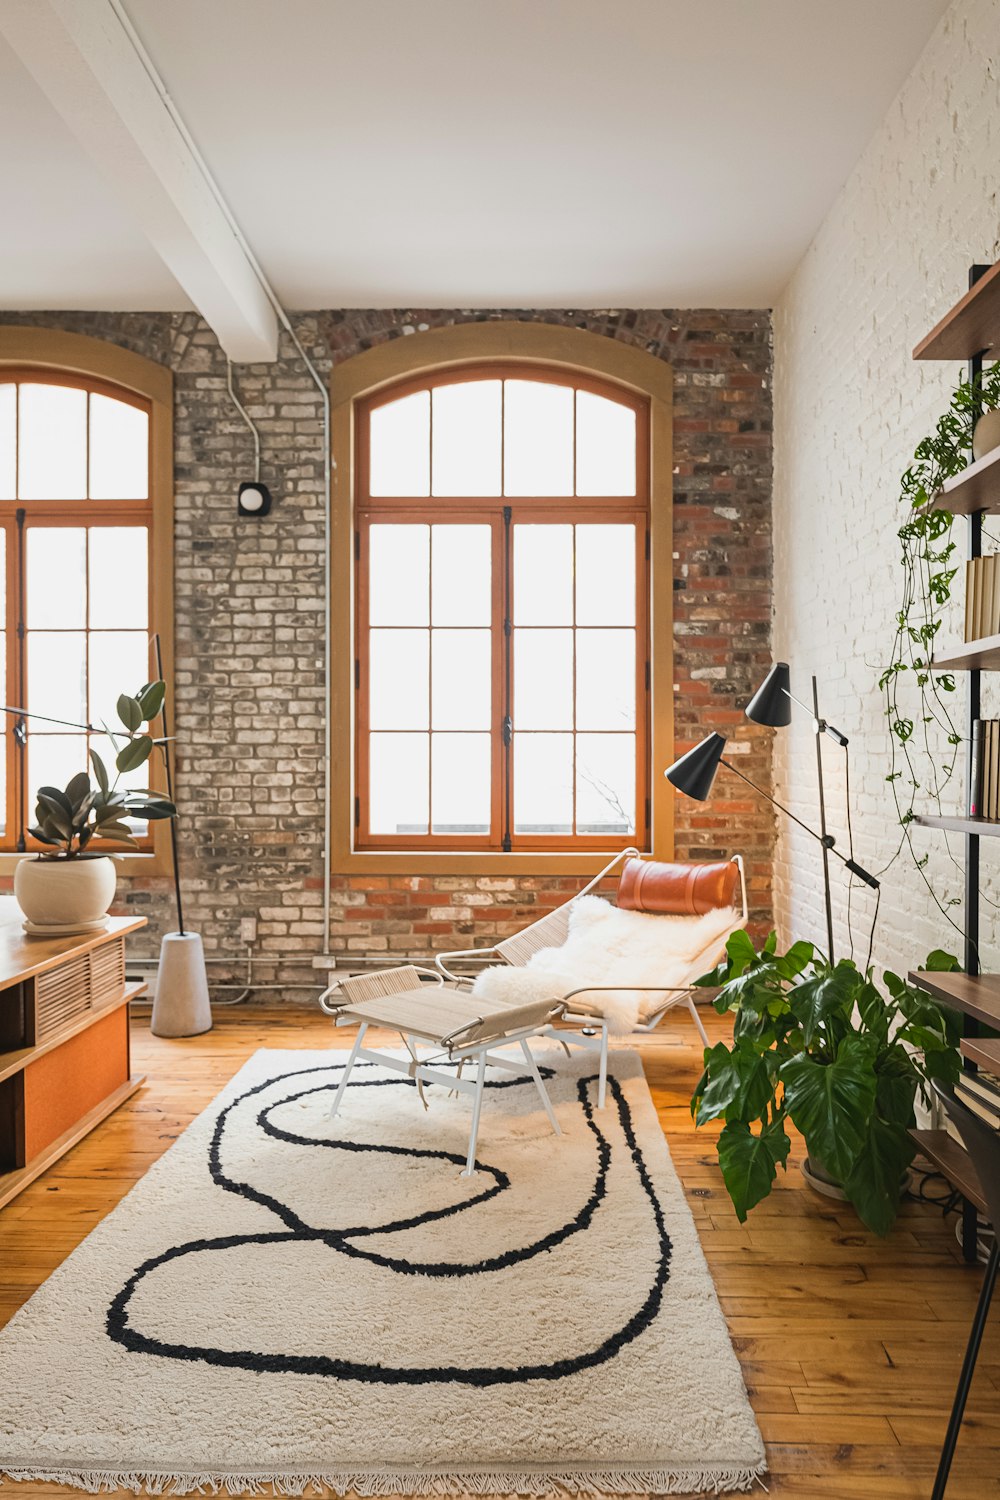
{"left": 664, "top": 662, "right": 879, "bottom": 964}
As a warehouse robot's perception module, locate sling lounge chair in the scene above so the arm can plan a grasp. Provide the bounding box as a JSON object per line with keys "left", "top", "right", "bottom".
{"left": 436, "top": 848, "right": 748, "bottom": 1108}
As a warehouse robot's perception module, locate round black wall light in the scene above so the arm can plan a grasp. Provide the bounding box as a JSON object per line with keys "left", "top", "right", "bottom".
{"left": 238, "top": 480, "right": 272, "bottom": 518}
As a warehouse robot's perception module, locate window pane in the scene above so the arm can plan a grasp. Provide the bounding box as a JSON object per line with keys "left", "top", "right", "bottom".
{"left": 514, "top": 733, "right": 573, "bottom": 833}
{"left": 370, "top": 732, "right": 428, "bottom": 834}
{"left": 432, "top": 630, "right": 491, "bottom": 729}
{"left": 26, "top": 528, "right": 86, "bottom": 629}
{"left": 89, "top": 632, "right": 150, "bottom": 726}
{"left": 0, "top": 385, "right": 15, "bottom": 499}
{"left": 503, "top": 380, "right": 573, "bottom": 496}
{"left": 29, "top": 735, "right": 87, "bottom": 801}
{"left": 369, "top": 391, "right": 430, "bottom": 496}
{"left": 513, "top": 524, "right": 573, "bottom": 625}
{"left": 431, "top": 382, "right": 501, "bottom": 496}
{"left": 575, "top": 391, "right": 636, "bottom": 496}
{"left": 89, "top": 393, "right": 149, "bottom": 499}
{"left": 576, "top": 735, "right": 635, "bottom": 835}
{"left": 576, "top": 524, "right": 636, "bottom": 626}
{"left": 431, "top": 524, "right": 491, "bottom": 626}
{"left": 89, "top": 526, "right": 149, "bottom": 627}
{"left": 431, "top": 733, "right": 490, "bottom": 833}
{"left": 369, "top": 525, "right": 429, "bottom": 625}
{"left": 514, "top": 628, "right": 573, "bottom": 729}
{"left": 576, "top": 629, "right": 636, "bottom": 730}
{"left": 369, "top": 629, "right": 428, "bottom": 730}
{"left": 28, "top": 632, "right": 85, "bottom": 723}
{"left": 18, "top": 384, "right": 86, "bottom": 500}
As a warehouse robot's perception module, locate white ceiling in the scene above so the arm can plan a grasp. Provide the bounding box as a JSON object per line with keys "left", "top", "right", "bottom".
{"left": 0, "top": 0, "right": 950, "bottom": 311}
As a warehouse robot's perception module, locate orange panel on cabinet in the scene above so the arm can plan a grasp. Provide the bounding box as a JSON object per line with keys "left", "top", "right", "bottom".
{"left": 22, "top": 1007, "right": 129, "bottom": 1161}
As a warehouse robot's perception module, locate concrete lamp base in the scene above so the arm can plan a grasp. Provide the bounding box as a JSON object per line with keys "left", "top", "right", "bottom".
{"left": 151, "top": 931, "right": 212, "bottom": 1038}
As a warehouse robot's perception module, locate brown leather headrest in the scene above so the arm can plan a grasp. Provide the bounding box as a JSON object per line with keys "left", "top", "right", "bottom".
{"left": 616, "top": 857, "right": 739, "bottom": 916}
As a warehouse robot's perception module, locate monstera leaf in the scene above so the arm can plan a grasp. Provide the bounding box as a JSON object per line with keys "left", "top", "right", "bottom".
{"left": 780, "top": 1033, "right": 878, "bottom": 1183}
{"left": 717, "top": 1117, "right": 791, "bottom": 1222}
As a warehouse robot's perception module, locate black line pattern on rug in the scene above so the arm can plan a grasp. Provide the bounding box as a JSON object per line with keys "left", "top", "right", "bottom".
{"left": 106, "top": 1062, "right": 673, "bottom": 1385}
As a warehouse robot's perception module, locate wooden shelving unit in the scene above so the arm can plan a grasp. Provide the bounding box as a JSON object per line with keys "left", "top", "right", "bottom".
{"left": 915, "top": 812, "right": 1000, "bottom": 837}
{"left": 931, "top": 631, "right": 1000, "bottom": 671}
{"left": 910, "top": 260, "right": 1000, "bottom": 1261}
{"left": 922, "top": 444, "right": 1000, "bottom": 516}
{"left": 914, "top": 259, "right": 1000, "bottom": 360}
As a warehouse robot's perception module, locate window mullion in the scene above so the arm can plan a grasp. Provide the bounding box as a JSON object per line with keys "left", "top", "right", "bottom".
{"left": 501, "top": 504, "right": 512, "bottom": 852}
{"left": 13, "top": 508, "right": 26, "bottom": 851}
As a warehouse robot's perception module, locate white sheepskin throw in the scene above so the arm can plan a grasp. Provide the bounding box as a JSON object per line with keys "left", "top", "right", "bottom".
{"left": 473, "top": 895, "right": 741, "bottom": 1035}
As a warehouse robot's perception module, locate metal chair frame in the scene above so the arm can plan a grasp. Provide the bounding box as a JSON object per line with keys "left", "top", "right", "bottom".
{"left": 436, "top": 848, "right": 748, "bottom": 1107}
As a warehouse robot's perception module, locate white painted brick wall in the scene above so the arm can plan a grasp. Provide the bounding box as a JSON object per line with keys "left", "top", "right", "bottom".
{"left": 773, "top": 0, "right": 1000, "bottom": 972}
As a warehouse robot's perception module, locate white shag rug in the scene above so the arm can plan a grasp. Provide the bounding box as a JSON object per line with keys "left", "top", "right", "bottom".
{"left": 473, "top": 896, "right": 740, "bottom": 1033}
{"left": 0, "top": 1046, "right": 765, "bottom": 1497}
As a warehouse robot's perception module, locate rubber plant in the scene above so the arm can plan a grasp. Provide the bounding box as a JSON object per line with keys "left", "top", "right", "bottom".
{"left": 881, "top": 363, "right": 1000, "bottom": 936}
{"left": 691, "top": 930, "right": 962, "bottom": 1235}
{"left": 29, "top": 681, "right": 175, "bottom": 855}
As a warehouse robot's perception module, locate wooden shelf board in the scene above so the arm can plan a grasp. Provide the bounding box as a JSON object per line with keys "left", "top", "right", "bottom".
{"left": 0, "top": 1074, "right": 144, "bottom": 1211}
{"left": 923, "top": 444, "right": 1000, "bottom": 516}
{"left": 909, "top": 1128, "right": 987, "bottom": 1213}
{"left": 961, "top": 1036, "right": 1000, "bottom": 1071}
{"left": 930, "top": 631, "right": 1000, "bottom": 670}
{"left": 0, "top": 981, "right": 147, "bottom": 1086}
{"left": 914, "top": 260, "right": 1000, "bottom": 360}
{"left": 909, "top": 968, "right": 1000, "bottom": 1026}
{"left": 914, "top": 812, "right": 1000, "bottom": 838}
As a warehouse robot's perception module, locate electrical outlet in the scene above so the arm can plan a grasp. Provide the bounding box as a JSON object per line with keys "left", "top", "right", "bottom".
{"left": 240, "top": 915, "right": 258, "bottom": 946}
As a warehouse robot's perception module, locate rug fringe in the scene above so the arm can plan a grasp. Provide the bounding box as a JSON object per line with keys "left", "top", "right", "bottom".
{"left": 0, "top": 1463, "right": 768, "bottom": 1498}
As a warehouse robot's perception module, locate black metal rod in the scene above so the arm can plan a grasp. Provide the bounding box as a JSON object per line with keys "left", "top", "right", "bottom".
{"left": 812, "top": 675, "right": 836, "bottom": 966}
{"left": 151, "top": 633, "right": 184, "bottom": 936}
{"left": 931, "top": 1239, "right": 998, "bottom": 1499}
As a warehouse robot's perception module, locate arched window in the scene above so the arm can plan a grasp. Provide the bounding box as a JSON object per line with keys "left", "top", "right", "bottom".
{"left": 0, "top": 343, "right": 170, "bottom": 859}
{"left": 355, "top": 364, "right": 650, "bottom": 852}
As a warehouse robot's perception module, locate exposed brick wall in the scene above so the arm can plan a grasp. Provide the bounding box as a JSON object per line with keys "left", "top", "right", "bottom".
{"left": 1, "top": 308, "right": 774, "bottom": 994}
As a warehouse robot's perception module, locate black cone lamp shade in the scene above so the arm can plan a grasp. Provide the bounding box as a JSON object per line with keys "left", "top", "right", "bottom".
{"left": 663, "top": 731, "right": 727, "bottom": 801}
{"left": 745, "top": 661, "right": 792, "bottom": 728}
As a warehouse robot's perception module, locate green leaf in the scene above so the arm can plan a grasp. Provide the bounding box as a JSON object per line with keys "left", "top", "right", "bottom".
{"left": 925, "top": 948, "right": 960, "bottom": 972}
{"left": 136, "top": 680, "right": 165, "bottom": 722}
{"left": 89, "top": 749, "right": 110, "bottom": 796}
{"left": 845, "top": 1115, "right": 915, "bottom": 1236}
{"left": 695, "top": 1039, "right": 775, "bottom": 1126}
{"left": 37, "top": 784, "right": 72, "bottom": 814}
{"left": 716, "top": 1117, "right": 791, "bottom": 1223}
{"left": 780, "top": 1033, "right": 878, "bottom": 1182}
{"left": 94, "top": 798, "right": 128, "bottom": 824}
{"left": 94, "top": 820, "right": 137, "bottom": 845}
{"left": 35, "top": 793, "right": 72, "bottom": 838}
{"left": 116, "top": 735, "right": 152, "bottom": 774}
{"left": 786, "top": 960, "right": 860, "bottom": 1048}
{"left": 64, "top": 770, "right": 91, "bottom": 808}
{"left": 126, "top": 799, "right": 176, "bottom": 820}
{"left": 28, "top": 822, "right": 62, "bottom": 846}
{"left": 117, "top": 694, "right": 143, "bottom": 732}
{"left": 774, "top": 939, "right": 815, "bottom": 981}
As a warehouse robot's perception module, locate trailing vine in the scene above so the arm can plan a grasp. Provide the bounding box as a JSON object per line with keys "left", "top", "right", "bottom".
{"left": 880, "top": 364, "right": 1000, "bottom": 935}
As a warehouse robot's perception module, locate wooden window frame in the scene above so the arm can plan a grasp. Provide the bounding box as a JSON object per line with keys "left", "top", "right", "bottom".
{"left": 331, "top": 321, "right": 673, "bottom": 876}
{"left": 0, "top": 328, "right": 174, "bottom": 876}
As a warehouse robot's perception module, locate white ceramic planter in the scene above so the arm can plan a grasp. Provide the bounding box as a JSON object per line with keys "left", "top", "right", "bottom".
{"left": 972, "top": 408, "right": 1000, "bottom": 462}
{"left": 151, "top": 932, "right": 212, "bottom": 1037}
{"left": 14, "top": 855, "right": 117, "bottom": 933}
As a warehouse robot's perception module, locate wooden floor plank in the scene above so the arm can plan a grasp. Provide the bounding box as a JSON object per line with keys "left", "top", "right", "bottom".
{"left": 0, "top": 1004, "right": 995, "bottom": 1500}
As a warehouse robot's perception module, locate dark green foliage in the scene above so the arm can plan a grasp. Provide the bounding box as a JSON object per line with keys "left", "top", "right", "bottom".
{"left": 28, "top": 681, "right": 175, "bottom": 856}
{"left": 691, "top": 930, "right": 961, "bottom": 1233}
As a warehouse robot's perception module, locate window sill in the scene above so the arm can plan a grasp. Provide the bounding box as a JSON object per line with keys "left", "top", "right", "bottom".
{"left": 334, "top": 847, "right": 660, "bottom": 877}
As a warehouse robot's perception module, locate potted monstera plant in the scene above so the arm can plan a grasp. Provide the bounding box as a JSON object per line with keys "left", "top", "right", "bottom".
{"left": 14, "top": 681, "right": 176, "bottom": 934}
{"left": 691, "top": 930, "right": 962, "bottom": 1235}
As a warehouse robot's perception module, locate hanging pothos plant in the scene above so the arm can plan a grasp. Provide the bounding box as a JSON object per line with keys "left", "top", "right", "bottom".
{"left": 880, "top": 364, "right": 1000, "bottom": 933}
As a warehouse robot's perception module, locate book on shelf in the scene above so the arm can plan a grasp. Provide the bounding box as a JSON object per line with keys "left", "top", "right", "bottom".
{"left": 964, "top": 553, "right": 1000, "bottom": 640}
{"left": 957, "top": 1070, "right": 1000, "bottom": 1107}
{"left": 967, "top": 718, "right": 1000, "bottom": 819}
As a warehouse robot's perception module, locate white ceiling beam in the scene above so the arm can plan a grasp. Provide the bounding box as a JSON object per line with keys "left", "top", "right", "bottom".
{"left": 0, "top": 0, "right": 278, "bottom": 362}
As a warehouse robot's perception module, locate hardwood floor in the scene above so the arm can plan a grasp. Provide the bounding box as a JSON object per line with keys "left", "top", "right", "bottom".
{"left": 1, "top": 1004, "right": 997, "bottom": 1500}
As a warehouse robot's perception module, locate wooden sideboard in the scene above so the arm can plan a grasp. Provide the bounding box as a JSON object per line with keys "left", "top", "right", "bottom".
{"left": 0, "top": 916, "right": 146, "bottom": 1210}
